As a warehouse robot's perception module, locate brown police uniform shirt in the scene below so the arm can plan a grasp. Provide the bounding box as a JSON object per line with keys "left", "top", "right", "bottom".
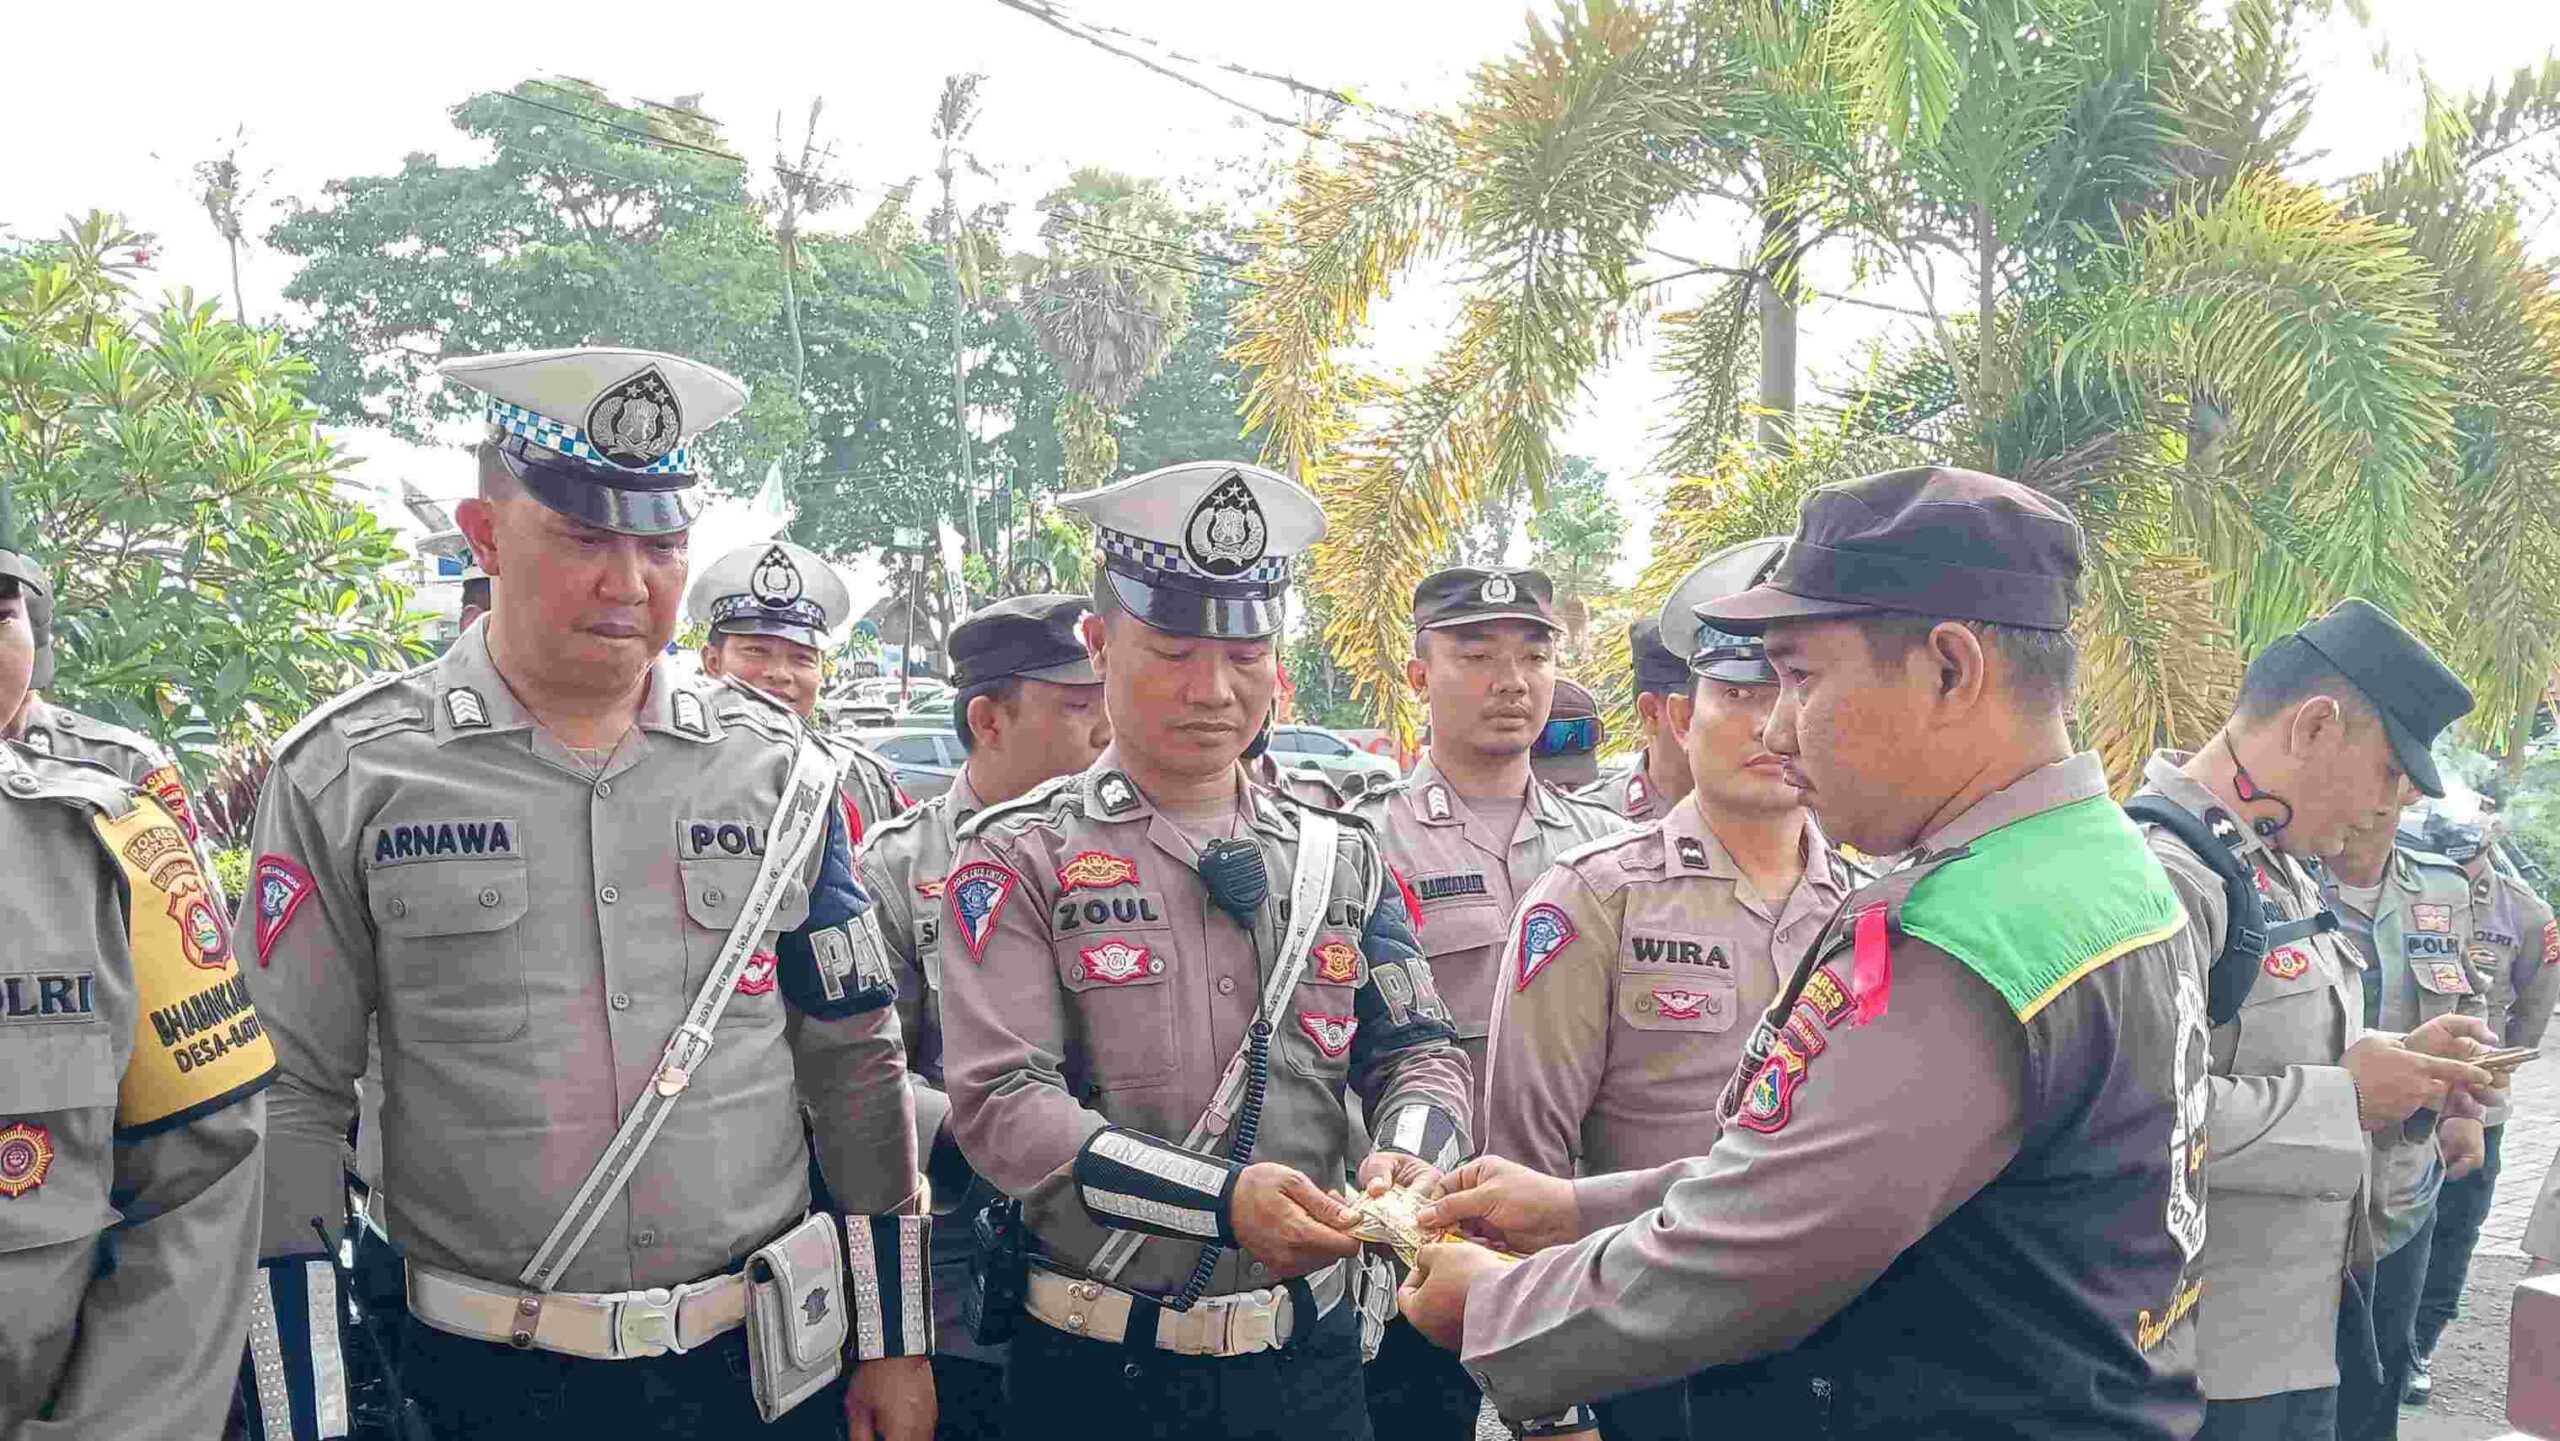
{"left": 14, "top": 696, "right": 227, "bottom": 906}
{"left": 2136, "top": 752, "right": 2378, "bottom": 1399}
{"left": 0, "top": 741, "right": 271, "bottom": 1439}
{"left": 827, "top": 731, "right": 913, "bottom": 845}
{"left": 1481, "top": 800, "right": 1850, "bottom": 1178}
{"left": 1354, "top": 752, "right": 1628, "bottom": 1076}
{"left": 1460, "top": 754, "right": 2202, "bottom": 1427}
{"left": 246, "top": 627, "right": 916, "bottom": 1294}
{"left": 936, "top": 746, "right": 1474, "bottom": 1296}
{"left": 2473, "top": 870, "right": 2560, "bottom": 1127}
{"left": 1574, "top": 751, "right": 1667, "bottom": 825}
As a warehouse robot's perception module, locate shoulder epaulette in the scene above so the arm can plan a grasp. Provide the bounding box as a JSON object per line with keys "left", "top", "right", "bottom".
{"left": 707, "top": 676, "right": 806, "bottom": 737}
{"left": 1270, "top": 783, "right": 1377, "bottom": 833}
{"left": 861, "top": 790, "right": 946, "bottom": 845}
{"left": 270, "top": 666, "right": 433, "bottom": 792}
{"left": 0, "top": 740, "right": 138, "bottom": 815}
{"left": 1545, "top": 782, "right": 1630, "bottom": 824}
{"left": 957, "top": 772, "right": 1080, "bottom": 842}
{"left": 40, "top": 705, "right": 164, "bottom": 760}
{"left": 1555, "top": 821, "right": 1658, "bottom": 870}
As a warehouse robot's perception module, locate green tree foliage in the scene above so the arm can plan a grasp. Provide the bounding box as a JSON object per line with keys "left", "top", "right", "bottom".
{"left": 0, "top": 213, "right": 424, "bottom": 768}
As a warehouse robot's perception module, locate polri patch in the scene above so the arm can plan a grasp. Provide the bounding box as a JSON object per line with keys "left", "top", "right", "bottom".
{"left": 252, "top": 855, "right": 317, "bottom": 968}
{"left": 2262, "top": 945, "right": 2310, "bottom": 981}
{"left": 1514, "top": 903, "right": 1576, "bottom": 991}
{"left": 681, "top": 819, "right": 768, "bottom": 859}
{"left": 1299, "top": 1012, "right": 1357, "bottom": 1057}
{"left": 1312, "top": 939, "right": 1361, "bottom": 984}
{"left": 371, "top": 818, "right": 518, "bottom": 866}
{"left": 2, "top": 971, "right": 96, "bottom": 1024}
{"left": 1079, "top": 939, "right": 1157, "bottom": 985}
{"left": 2412, "top": 903, "right": 2453, "bottom": 934}
{"left": 947, "top": 862, "right": 1018, "bottom": 962}
{"left": 0, "top": 1122, "right": 53, "bottom": 1198}
{"left": 1058, "top": 850, "right": 1139, "bottom": 892}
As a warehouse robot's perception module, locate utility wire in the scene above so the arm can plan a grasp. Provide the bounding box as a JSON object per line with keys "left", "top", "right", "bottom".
{"left": 1023, "top": 0, "right": 1416, "bottom": 122}
{"left": 990, "top": 0, "right": 1324, "bottom": 137}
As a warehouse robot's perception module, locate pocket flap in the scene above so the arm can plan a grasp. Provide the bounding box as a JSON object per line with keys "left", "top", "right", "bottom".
{"left": 370, "top": 858, "right": 528, "bottom": 938}
{"left": 1417, "top": 900, "right": 1507, "bottom": 958}
{"left": 683, "top": 860, "right": 810, "bottom": 935}
{"left": 0, "top": 1028, "right": 119, "bottom": 1115}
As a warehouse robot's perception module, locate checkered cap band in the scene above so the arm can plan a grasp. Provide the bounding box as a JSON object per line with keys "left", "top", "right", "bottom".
{"left": 710, "top": 593, "right": 828, "bottom": 633}
{"left": 488, "top": 397, "right": 693, "bottom": 476}
{"left": 1100, "top": 528, "right": 1289, "bottom": 585}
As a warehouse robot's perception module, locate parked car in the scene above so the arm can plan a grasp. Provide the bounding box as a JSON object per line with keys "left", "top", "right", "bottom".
{"left": 1267, "top": 724, "right": 1400, "bottom": 793}
{"left": 825, "top": 676, "right": 950, "bottom": 731}
{"left": 854, "top": 725, "right": 964, "bottom": 801}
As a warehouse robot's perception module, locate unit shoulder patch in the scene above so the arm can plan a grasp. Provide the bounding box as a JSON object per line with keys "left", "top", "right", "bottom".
{"left": 947, "top": 861, "right": 1020, "bottom": 961}
{"left": 1514, "top": 903, "right": 1578, "bottom": 992}
{"left": 252, "top": 855, "right": 318, "bottom": 967}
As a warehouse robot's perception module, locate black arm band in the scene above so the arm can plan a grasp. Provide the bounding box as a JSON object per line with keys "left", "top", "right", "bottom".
{"left": 1073, "top": 1126, "right": 1245, "bottom": 1245}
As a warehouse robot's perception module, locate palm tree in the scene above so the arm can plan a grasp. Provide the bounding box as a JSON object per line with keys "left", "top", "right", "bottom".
{"left": 1020, "top": 168, "right": 1199, "bottom": 491}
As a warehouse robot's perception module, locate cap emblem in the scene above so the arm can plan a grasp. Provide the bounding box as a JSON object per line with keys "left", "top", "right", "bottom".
{"left": 1183, "top": 472, "right": 1269, "bottom": 577}
{"left": 1481, "top": 572, "right": 1517, "bottom": 604}
{"left": 585, "top": 365, "right": 685, "bottom": 470}
{"left": 751, "top": 545, "right": 804, "bottom": 608}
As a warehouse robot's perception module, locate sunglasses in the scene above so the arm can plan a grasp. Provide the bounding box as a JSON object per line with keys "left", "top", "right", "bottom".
{"left": 1532, "top": 715, "right": 1600, "bottom": 758}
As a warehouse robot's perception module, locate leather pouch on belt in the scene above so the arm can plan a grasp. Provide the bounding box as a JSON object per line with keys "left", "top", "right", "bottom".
{"left": 747, "top": 1212, "right": 848, "bottom": 1422}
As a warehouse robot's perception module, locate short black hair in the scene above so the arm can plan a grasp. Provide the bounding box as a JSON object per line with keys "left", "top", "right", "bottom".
{"left": 953, "top": 676, "right": 1025, "bottom": 753}
{"left": 2234, "top": 635, "right": 2370, "bottom": 726}
{"left": 1860, "top": 614, "right": 2079, "bottom": 713}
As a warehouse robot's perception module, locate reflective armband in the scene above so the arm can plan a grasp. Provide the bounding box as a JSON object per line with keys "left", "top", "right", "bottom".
{"left": 1072, "top": 1126, "right": 1244, "bottom": 1245}
{"left": 1373, "top": 1102, "right": 1467, "bottom": 1175}
{"left": 844, "top": 1213, "right": 934, "bottom": 1360}
{"left": 240, "top": 1256, "right": 348, "bottom": 1441}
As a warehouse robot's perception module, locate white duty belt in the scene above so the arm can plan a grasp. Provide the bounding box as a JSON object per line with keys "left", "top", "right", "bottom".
{"left": 1024, "top": 1258, "right": 1348, "bottom": 1357}
{"left": 407, "top": 1260, "right": 749, "bottom": 1360}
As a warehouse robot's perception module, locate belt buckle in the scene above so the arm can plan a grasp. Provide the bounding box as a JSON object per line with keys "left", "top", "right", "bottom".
{"left": 1224, "top": 1289, "right": 1282, "bottom": 1356}
{"left": 613, "top": 1282, "right": 693, "bottom": 1359}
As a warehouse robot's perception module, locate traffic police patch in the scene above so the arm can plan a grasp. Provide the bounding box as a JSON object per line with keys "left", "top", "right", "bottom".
{"left": 1182, "top": 470, "right": 1270, "bottom": 577}
{"left": 2262, "top": 945, "right": 2310, "bottom": 981}
{"left": 445, "top": 687, "right": 490, "bottom": 730}
{"left": 2412, "top": 903, "right": 2453, "bottom": 934}
{"left": 1079, "top": 939, "right": 1157, "bottom": 985}
{"left": 0, "top": 1122, "right": 53, "bottom": 1198}
{"left": 1096, "top": 772, "right": 1140, "bottom": 816}
{"left": 947, "top": 862, "right": 1018, "bottom": 962}
{"left": 737, "top": 950, "right": 779, "bottom": 997}
{"left": 1057, "top": 850, "right": 1139, "bottom": 892}
{"left": 247, "top": 853, "right": 311, "bottom": 966}
{"left": 1312, "top": 939, "right": 1361, "bottom": 984}
{"left": 1514, "top": 903, "right": 1576, "bottom": 991}
{"left": 586, "top": 364, "right": 685, "bottom": 469}
{"left": 1298, "top": 1012, "right": 1357, "bottom": 1057}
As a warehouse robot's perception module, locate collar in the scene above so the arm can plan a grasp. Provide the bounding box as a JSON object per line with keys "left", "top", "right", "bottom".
{"left": 1077, "top": 744, "right": 1277, "bottom": 835}
{"left": 1406, "top": 750, "right": 1550, "bottom": 850}
{"left": 2141, "top": 748, "right": 2283, "bottom": 868}
{"left": 434, "top": 625, "right": 715, "bottom": 752}
{"left": 1916, "top": 751, "right": 2111, "bottom": 856}
{"left": 946, "top": 768, "right": 990, "bottom": 825}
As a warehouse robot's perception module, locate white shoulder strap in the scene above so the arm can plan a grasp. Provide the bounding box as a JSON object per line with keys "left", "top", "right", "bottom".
{"left": 519, "top": 729, "right": 840, "bottom": 1291}
{"left": 1087, "top": 811, "right": 1342, "bottom": 1284}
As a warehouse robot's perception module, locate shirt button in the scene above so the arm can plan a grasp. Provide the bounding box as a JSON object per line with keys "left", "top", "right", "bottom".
{"left": 705, "top": 888, "right": 724, "bottom": 907}
{"left": 599, "top": 885, "right": 619, "bottom": 905}
{"left": 1217, "top": 977, "right": 1237, "bottom": 996}
{"left": 634, "top": 1229, "right": 658, "bottom": 1247}
{"left": 388, "top": 897, "right": 409, "bottom": 919}
{"left": 596, "top": 780, "right": 612, "bottom": 798}
{"left": 479, "top": 888, "right": 501, "bottom": 908}
{"left": 610, "top": 992, "right": 632, "bottom": 1012}
{"left": 1249, "top": 1260, "right": 1268, "bottom": 1278}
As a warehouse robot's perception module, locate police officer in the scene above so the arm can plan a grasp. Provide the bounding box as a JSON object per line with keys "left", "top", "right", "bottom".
{"left": 242, "top": 348, "right": 932, "bottom": 1440}
{"left": 1353, "top": 568, "right": 1625, "bottom": 1438}
{"left": 2129, "top": 597, "right": 2493, "bottom": 1441}
{"left": 2411, "top": 811, "right": 2560, "bottom": 1401}
{"left": 689, "top": 536, "right": 914, "bottom": 839}
{"left": 2321, "top": 812, "right": 2487, "bottom": 1439}
{"left": 856, "top": 593, "right": 1109, "bottom": 1439}
{"left": 936, "top": 460, "right": 1474, "bottom": 1439}
{"left": 1406, "top": 467, "right": 2213, "bottom": 1438}
{"left": 1529, "top": 676, "right": 1611, "bottom": 792}
{"left": 1477, "top": 538, "right": 1853, "bottom": 1441}
{"left": 1575, "top": 619, "right": 1691, "bottom": 824}
{"left": 0, "top": 478, "right": 276, "bottom": 1439}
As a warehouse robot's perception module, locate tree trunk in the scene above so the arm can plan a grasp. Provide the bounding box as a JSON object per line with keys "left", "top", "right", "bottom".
{"left": 226, "top": 237, "right": 247, "bottom": 326}
{"left": 1974, "top": 201, "right": 1999, "bottom": 430}
{"left": 2501, "top": 692, "right": 2542, "bottom": 791}
{"left": 938, "top": 157, "right": 982, "bottom": 567}
{"left": 1755, "top": 206, "right": 1799, "bottom": 454}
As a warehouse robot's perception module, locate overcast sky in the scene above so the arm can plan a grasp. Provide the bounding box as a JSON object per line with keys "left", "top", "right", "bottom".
{"left": 9, "top": 0, "right": 2557, "bottom": 546}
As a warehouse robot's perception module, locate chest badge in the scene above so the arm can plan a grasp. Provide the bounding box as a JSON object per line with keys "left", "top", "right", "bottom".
{"left": 1312, "top": 940, "right": 1361, "bottom": 984}
{"left": 1298, "top": 1011, "right": 1358, "bottom": 1057}
{"left": 947, "top": 862, "right": 1020, "bottom": 961}
{"left": 1647, "top": 986, "right": 1717, "bottom": 1021}
{"left": 2427, "top": 960, "right": 2473, "bottom": 995}
{"left": 445, "top": 687, "right": 489, "bottom": 730}
{"left": 1058, "top": 850, "right": 1139, "bottom": 892}
{"left": 0, "top": 1122, "right": 53, "bottom": 1198}
{"left": 2412, "top": 903, "right": 2453, "bottom": 934}
{"left": 737, "top": 950, "right": 779, "bottom": 996}
{"left": 2263, "top": 946, "right": 2311, "bottom": 981}
{"left": 1514, "top": 903, "right": 1577, "bottom": 991}
{"left": 914, "top": 879, "right": 946, "bottom": 900}
{"left": 1079, "top": 939, "right": 1158, "bottom": 985}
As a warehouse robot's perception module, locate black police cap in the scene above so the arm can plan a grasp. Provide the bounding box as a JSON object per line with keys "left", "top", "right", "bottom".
{"left": 950, "top": 593, "right": 1101, "bottom": 689}
{"left": 2288, "top": 598, "right": 2473, "bottom": 800}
